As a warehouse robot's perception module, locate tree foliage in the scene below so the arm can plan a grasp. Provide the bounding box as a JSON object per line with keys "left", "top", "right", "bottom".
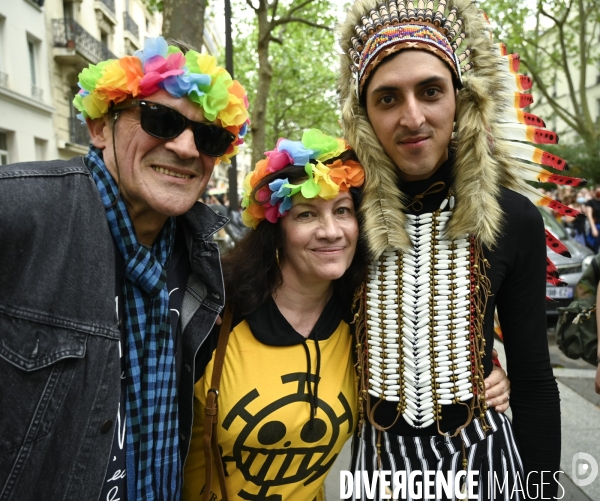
{"left": 233, "top": 0, "right": 338, "bottom": 166}
{"left": 484, "top": 0, "right": 600, "bottom": 147}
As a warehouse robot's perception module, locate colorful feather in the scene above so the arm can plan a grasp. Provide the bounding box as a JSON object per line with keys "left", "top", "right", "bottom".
{"left": 547, "top": 257, "right": 559, "bottom": 278}
{"left": 515, "top": 74, "right": 533, "bottom": 91}
{"left": 546, "top": 275, "right": 567, "bottom": 287}
{"left": 519, "top": 183, "right": 582, "bottom": 218}
{"left": 546, "top": 257, "right": 567, "bottom": 287}
{"left": 499, "top": 109, "right": 546, "bottom": 128}
{"left": 492, "top": 23, "right": 580, "bottom": 300}
{"left": 501, "top": 53, "right": 520, "bottom": 73}
{"left": 501, "top": 73, "right": 533, "bottom": 91}
{"left": 497, "top": 123, "right": 558, "bottom": 144}
{"left": 545, "top": 229, "right": 572, "bottom": 257}
{"left": 513, "top": 163, "right": 586, "bottom": 187}
{"left": 504, "top": 142, "right": 569, "bottom": 171}
{"left": 509, "top": 92, "right": 534, "bottom": 108}
{"left": 497, "top": 59, "right": 532, "bottom": 90}
{"left": 541, "top": 199, "right": 582, "bottom": 218}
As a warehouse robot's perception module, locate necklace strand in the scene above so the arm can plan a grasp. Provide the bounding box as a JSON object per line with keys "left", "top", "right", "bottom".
{"left": 364, "top": 194, "right": 475, "bottom": 428}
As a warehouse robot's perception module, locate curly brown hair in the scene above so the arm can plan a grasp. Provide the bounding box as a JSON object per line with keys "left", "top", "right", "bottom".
{"left": 222, "top": 152, "right": 368, "bottom": 316}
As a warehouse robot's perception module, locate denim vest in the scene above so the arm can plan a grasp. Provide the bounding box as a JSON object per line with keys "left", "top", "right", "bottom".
{"left": 0, "top": 157, "right": 226, "bottom": 500}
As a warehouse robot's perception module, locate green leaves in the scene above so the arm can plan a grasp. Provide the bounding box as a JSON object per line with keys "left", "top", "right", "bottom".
{"left": 233, "top": 0, "right": 341, "bottom": 158}
{"left": 484, "top": 0, "right": 600, "bottom": 148}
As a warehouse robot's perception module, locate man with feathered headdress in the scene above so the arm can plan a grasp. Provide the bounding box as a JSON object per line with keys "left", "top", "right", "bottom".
{"left": 338, "top": 0, "right": 571, "bottom": 498}
{"left": 0, "top": 38, "right": 249, "bottom": 500}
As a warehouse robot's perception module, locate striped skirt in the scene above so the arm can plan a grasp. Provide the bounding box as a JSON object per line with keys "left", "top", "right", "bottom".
{"left": 348, "top": 410, "right": 525, "bottom": 501}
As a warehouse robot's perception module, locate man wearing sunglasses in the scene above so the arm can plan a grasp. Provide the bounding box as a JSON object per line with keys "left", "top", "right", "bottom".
{"left": 0, "top": 37, "right": 249, "bottom": 501}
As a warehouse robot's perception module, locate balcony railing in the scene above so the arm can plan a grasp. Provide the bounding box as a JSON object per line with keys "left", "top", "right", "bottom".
{"left": 70, "top": 116, "right": 90, "bottom": 146}
{"left": 123, "top": 11, "right": 139, "bottom": 39}
{"left": 0, "top": 71, "right": 7, "bottom": 88}
{"left": 31, "top": 84, "right": 43, "bottom": 101}
{"left": 97, "top": 0, "right": 115, "bottom": 14}
{"left": 52, "top": 18, "right": 116, "bottom": 65}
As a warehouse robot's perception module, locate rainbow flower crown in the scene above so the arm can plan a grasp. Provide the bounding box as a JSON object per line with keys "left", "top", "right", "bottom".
{"left": 241, "top": 129, "right": 365, "bottom": 228}
{"left": 73, "top": 37, "right": 250, "bottom": 161}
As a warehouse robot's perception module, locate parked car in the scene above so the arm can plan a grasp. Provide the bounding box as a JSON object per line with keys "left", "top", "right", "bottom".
{"left": 538, "top": 207, "right": 594, "bottom": 315}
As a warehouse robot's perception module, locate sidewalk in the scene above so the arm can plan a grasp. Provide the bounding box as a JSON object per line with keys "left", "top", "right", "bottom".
{"left": 324, "top": 336, "right": 600, "bottom": 500}
{"left": 547, "top": 326, "right": 600, "bottom": 501}
{"left": 556, "top": 370, "right": 599, "bottom": 500}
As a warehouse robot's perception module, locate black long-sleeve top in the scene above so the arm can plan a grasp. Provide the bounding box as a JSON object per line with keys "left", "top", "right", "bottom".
{"left": 370, "top": 158, "right": 561, "bottom": 496}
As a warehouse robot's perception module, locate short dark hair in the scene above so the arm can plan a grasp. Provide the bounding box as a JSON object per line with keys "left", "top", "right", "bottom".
{"left": 222, "top": 151, "right": 368, "bottom": 316}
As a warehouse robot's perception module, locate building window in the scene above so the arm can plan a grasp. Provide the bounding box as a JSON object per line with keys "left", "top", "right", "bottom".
{"left": 28, "top": 40, "right": 36, "bottom": 85}
{"left": 63, "top": 1, "right": 75, "bottom": 19}
{"left": 27, "top": 36, "right": 43, "bottom": 100}
{"left": 0, "top": 132, "right": 9, "bottom": 166}
{"left": 35, "top": 138, "right": 47, "bottom": 161}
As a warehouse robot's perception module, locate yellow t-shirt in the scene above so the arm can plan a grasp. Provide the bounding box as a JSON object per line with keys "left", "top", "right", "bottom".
{"left": 183, "top": 298, "right": 357, "bottom": 501}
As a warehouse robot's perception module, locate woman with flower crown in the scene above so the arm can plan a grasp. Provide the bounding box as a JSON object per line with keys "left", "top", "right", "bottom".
{"left": 182, "top": 130, "right": 510, "bottom": 501}
{"left": 182, "top": 129, "right": 365, "bottom": 501}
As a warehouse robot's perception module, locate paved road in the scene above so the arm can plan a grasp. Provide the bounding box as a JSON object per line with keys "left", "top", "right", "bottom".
{"left": 324, "top": 322, "right": 600, "bottom": 500}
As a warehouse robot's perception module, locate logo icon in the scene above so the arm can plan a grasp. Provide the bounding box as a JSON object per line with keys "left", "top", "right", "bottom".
{"left": 572, "top": 452, "right": 598, "bottom": 487}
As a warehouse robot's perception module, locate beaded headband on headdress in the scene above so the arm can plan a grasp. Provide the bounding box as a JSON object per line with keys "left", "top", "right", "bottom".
{"left": 241, "top": 129, "right": 365, "bottom": 229}
{"left": 348, "top": 0, "right": 469, "bottom": 95}
{"left": 73, "top": 37, "right": 250, "bottom": 161}
{"left": 339, "top": 0, "right": 585, "bottom": 283}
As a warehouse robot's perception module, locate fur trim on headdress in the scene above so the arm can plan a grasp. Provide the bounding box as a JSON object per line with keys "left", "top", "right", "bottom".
{"left": 339, "top": 0, "right": 583, "bottom": 266}
{"left": 339, "top": 0, "right": 506, "bottom": 258}
{"left": 444, "top": 1, "right": 504, "bottom": 246}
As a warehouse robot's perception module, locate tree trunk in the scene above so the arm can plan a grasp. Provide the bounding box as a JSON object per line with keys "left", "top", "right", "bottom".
{"left": 577, "top": 0, "right": 595, "bottom": 144}
{"left": 162, "top": 0, "right": 207, "bottom": 52}
{"left": 250, "top": 0, "right": 274, "bottom": 167}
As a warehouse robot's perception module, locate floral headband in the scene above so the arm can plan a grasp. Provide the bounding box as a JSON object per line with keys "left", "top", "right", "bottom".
{"left": 241, "top": 129, "right": 365, "bottom": 229}
{"left": 73, "top": 37, "right": 250, "bottom": 161}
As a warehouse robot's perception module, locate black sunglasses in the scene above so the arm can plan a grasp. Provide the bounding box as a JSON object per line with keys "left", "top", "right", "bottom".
{"left": 112, "top": 100, "right": 235, "bottom": 157}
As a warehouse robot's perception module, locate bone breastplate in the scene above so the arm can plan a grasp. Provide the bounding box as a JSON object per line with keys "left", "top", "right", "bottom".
{"left": 363, "top": 196, "right": 486, "bottom": 430}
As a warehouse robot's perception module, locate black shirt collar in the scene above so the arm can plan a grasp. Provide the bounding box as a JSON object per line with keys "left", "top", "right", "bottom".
{"left": 400, "top": 150, "right": 454, "bottom": 214}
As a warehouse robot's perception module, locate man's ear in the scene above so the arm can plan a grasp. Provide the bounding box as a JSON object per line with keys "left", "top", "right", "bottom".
{"left": 86, "top": 116, "right": 110, "bottom": 149}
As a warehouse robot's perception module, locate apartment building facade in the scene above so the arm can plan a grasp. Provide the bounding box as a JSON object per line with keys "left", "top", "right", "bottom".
{"left": 0, "top": 0, "right": 56, "bottom": 165}
{"left": 47, "top": 0, "right": 162, "bottom": 159}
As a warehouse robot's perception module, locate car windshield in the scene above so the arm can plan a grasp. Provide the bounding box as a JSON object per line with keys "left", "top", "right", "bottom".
{"left": 537, "top": 207, "right": 568, "bottom": 240}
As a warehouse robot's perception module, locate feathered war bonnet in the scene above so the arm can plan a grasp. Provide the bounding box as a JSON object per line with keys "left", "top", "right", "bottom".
{"left": 338, "top": 0, "right": 582, "bottom": 262}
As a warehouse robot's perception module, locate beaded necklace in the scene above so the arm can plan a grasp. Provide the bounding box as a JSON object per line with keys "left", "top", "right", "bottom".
{"left": 354, "top": 193, "right": 492, "bottom": 437}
